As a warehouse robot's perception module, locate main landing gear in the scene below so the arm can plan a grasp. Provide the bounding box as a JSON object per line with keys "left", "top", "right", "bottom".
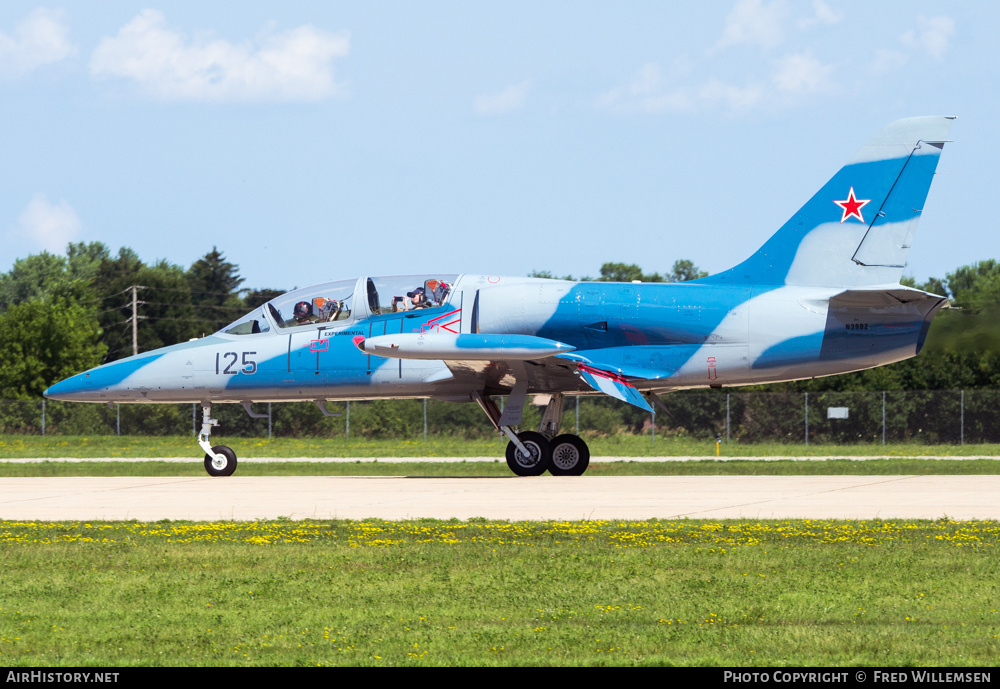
{"left": 475, "top": 391, "right": 591, "bottom": 477}
{"left": 197, "top": 403, "right": 238, "bottom": 477}
{"left": 503, "top": 431, "right": 591, "bottom": 477}
{"left": 547, "top": 434, "right": 590, "bottom": 476}
{"left": 504, "top": 431, "right": 549, "bottom": 476}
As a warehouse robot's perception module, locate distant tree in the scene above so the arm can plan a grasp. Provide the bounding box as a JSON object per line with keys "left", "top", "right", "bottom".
{"left": 597, "top": 263, "right": 664, "bottom": 283}
{"left": 666, "top": 259, "right": 708, "bottom": 282}
{"left": 0, "top": 288, "right": 105, "bottom": 398}
{"left": 0, "top": 252, "right": 71, "bottom": 311}
{"left": 922, "top": 277, "right": 948, "bottom": 296}
{"left": 945, "top": 260, "right": 1000, "bottom": 312}
{"left": 90, "top": 247, "right": 147, "bottom": 361}
{"left": 91, "top": 247, "right": 144, "bottom": 295}
{"left": 186, "top": 247, "right": 246, "bottom": 333}
{"left": 528, "top": 270, "right": 577, "bottom": 281}
{"left": 900, "top": 275, "right": 948, "bottom": 296}
{"left": 91, "top": 249, "right": 204, "bottom": 361}
{"left": 0, "top": 242, "right": 109, "bottom": 315}
{"left": 136, "top": 260, "right": 203, "bottom": 349}
{"left": 530, "top": 261, "right": 707, "bottom": 283}
{"left": 245, "top": 288, "right": 285, "bottom": 310}
{"left": 188, "top": 247, "right": 244, "bottom": 296}
{"left": 66, "top": 241, "right": 110, "bottom": 282}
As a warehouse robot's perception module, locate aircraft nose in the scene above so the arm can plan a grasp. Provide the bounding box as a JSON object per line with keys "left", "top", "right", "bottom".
{"left": 44, "top": 372, "right": 94, "bottom": 401}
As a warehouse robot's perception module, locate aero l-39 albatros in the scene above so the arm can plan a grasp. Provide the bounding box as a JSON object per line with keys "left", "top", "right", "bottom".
{"left": 46, "top": 117, "right": 955, "bottom": 477}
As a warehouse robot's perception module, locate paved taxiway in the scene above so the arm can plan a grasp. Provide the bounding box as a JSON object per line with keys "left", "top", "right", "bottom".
{"left": 1, "top": 474, "right": 997, "bottom": 521}
{"left": 6, "top": 455, "right": 998, "bottom": 462}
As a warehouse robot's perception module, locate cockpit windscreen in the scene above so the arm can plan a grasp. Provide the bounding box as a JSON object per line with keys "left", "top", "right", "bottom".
{"left": 365, "top": 275, "right": 457, "bottom": 314}
{"left": 266, "top": 279, "right": 356, "bottom": 329}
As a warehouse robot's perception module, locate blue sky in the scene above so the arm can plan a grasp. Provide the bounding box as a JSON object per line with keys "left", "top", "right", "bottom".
{"left": 0, "top": 1, "right": 993, "bottom": 292}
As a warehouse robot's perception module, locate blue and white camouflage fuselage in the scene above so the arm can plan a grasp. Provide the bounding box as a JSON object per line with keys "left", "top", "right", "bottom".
{"left": 46, "top": 117, "right": 954, "bottom": 418}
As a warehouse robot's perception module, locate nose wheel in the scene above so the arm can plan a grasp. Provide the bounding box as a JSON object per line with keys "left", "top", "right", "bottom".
{"left": 204, "top": 445, "right": 238, "bottom": 477}
{"left": 197, "top": 403, "right": 239, "bottom": 476}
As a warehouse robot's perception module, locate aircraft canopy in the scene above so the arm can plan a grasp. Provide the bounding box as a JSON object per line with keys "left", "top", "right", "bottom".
{"left": 220, "top": 274, "right": 458, "bottom": 335}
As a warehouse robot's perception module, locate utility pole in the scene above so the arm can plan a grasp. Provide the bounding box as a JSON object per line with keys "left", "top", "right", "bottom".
{"left": 131, "top": 285, "right": 138, "bottom": 357}
{"left": 128, "top": 285, "right": 146, "bottom": 357}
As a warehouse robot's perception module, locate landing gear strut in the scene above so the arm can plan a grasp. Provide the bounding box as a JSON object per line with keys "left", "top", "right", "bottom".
{"left": 474, "top": 390, "right": 591, "bottom": 476}
{"left": 197, "top": 403, "right": 238, "bottom": 477}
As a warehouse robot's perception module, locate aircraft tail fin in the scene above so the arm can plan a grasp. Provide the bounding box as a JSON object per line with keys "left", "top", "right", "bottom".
{"left": 701, "top": 116, "right": 955, "bottom": 288}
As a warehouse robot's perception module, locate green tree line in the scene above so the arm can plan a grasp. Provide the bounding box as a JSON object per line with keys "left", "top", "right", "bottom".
{"left": 2, "top": 249, "right": 1000, "bottom": 405}
{"left": 0, "top": 243, "right": 281, "bottom": 398}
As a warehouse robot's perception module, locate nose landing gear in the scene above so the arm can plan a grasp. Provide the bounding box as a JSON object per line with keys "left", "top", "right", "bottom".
{"left": 197, "top": 403, "right": 238, "bottom": 477}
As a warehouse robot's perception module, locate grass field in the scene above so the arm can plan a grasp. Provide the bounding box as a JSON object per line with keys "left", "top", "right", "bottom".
{"left": 3, "top": 436, "right": 997, "bottom": 667}
{"left": 0, "top": 518, "right": 997, "bottom": 667}
{"left": 3, "top": 435, "right": 999, "bottom": 459}
{"left": 2, "top": 435, "right": 1000, "bottom": 477}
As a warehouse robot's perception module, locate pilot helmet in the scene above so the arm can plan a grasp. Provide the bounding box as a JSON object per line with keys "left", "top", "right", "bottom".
{"left": 293, "top": 301, "right": 312, "bottom": 322}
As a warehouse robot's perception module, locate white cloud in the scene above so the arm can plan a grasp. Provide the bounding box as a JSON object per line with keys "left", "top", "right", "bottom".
{"left": 697, "top": 79, "right": 763, "bottom": 113}
{"left": 713, "top": 0, "right": 789, "bottom": 52}
{"left": 870, "top": 48, "right": 909, "bottom": 74}
{"left": 900, "top": 15, "right": 955, "bottom": 60}
{"left": 874, "top": 15, "right": 955, "bottom": 74}
{"left": 598, "top": 64, "right": 766, "bottom": 115}
{"left": 473, "top": 80, "right": 531, "bottom": 115}
{"left": 596, "top": 63, "right": 692, "bottom": 114}
{"left": 797, "top": 0, "right": 843, "bottom": 30}
{"left": 0, "top": 8, "right": 76, "bottom": 77}
{"left": 89, "top": 10, "right": 350, "bottom": 102}
{"left": 599, "top": 4, "right": 847, "bottom": 118}
{"left": 599, "top": 53, "right": 839, "bottom": 116}
{"left": 16, "top": 194, "right": 81, "bottom": 253}
{"left": 772, "top": 53, "right": 834, "bottom": 94}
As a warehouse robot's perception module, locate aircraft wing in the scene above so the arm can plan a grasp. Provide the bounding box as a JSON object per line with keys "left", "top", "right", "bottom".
{"left": 355, "top": 332, "right": 660, "bottom": 412}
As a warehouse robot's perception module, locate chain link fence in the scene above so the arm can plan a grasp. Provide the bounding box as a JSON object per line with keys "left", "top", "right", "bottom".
{"left": 1, "top": 390, "right": 997, "bottom": 444}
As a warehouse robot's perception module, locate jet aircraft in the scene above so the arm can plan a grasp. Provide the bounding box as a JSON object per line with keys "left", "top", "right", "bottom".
{"left": 45, "top": 116, "right": 955, "bottom": 477}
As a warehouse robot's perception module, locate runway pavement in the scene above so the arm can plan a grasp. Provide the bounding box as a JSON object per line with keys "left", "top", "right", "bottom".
{"left": 1, "top": 474, "right": 997, "bottom": 521}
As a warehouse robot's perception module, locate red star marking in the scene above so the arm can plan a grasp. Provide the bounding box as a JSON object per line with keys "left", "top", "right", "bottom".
{"left": 833, "top": 187, "right": 871, "bottom": 224}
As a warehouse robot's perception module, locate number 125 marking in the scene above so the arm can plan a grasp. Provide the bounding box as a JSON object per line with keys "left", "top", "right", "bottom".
{"left": 216, "top": 351, "right": 257, "bottom": 375}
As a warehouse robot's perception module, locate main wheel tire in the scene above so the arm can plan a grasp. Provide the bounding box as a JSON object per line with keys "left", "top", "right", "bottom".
{"left": 505, "top": 431, "right": 550, "bottom": 476}
{"left": 204, "top": 445, "right": 238, "bottom": 477}
{"left": 548, "top": 434, "right": 590, "bottom": 476}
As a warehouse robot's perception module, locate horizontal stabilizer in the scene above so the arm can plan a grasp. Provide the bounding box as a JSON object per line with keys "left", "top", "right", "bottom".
{"left": 354, "top": 333, "right": 575, "bottom": 360}
{"left": 829, "top": 285, "right": 948, "bottom": 306}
